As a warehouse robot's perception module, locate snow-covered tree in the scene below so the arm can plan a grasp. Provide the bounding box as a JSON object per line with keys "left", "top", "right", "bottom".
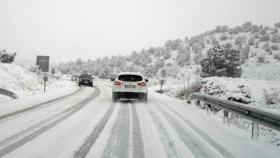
{"left": 235, "top": 36, "right": 246, "bottom": 48}
{"left": 200, "top": 43, "right": 242, "bottom": 78}
{"left": 154, "top": 59, "right": 165, "bottom": 72}
{"left": 219, "top": 33, "right": 228, "bottom": 41}
{"left": 0, "top": 50, "right": 17, "bottom": 63}
{"left": 260, "top": 33, "right": 270, "bottom": 42}
{"left": 240, "top": 44, "right": 250, "bottom": 64}
{"left": 164, "top": 39, "right": 183, "bottom": 51}
{"left": 176, "top": 49, "right": 190, "bottom": 67}
{"left": 241, "top": 21, "right": 252, "bottom": 32}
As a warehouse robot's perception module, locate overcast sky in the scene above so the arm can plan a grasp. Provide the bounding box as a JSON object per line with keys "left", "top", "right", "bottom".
{"left": 0, "top": 0, "right": 280, "bottom": 63}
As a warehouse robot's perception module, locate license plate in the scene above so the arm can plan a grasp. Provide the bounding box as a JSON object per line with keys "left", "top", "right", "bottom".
{"left": 84, "top": 81, "right": 88, "bottom": 83}
{"left": 125, "top": 85, "right": 135, "bottom": 88}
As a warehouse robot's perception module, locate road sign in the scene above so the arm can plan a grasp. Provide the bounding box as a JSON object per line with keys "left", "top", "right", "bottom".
{"left": 36, "top": 56, "right": 50, "bottom": 72}
{"left": 43, "top": 76, "right": 48, "bottom": 82}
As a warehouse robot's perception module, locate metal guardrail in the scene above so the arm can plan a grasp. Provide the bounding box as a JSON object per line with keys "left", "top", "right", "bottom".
{"left": 190, "top": 93, "right": 280, "bottom": 140}
{"left": 0, "top": 88, "right": 18, "bottom": 99}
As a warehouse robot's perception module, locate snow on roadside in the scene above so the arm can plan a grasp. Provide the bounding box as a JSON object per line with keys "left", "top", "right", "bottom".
{"left": 151, "top": 76, "right": 280, "bottom": 146}
{"left": 0, "top": 63, "right": 41, "bottom": 97}
{"left": 0, "top": 80, "right": 78, "bottom": 116}
{"left": 200, "top": 77, "right": 280, "bottom": 114}
{"left": 0, "top": 63, "right": 78, "bottom": 102}
{"left": 151, "top": 75, "right": 280, "bottom": 114}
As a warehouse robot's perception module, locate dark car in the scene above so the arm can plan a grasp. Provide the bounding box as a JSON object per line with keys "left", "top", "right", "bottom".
{"left": 78, "top": 74, "right": 94, "bottom": 87}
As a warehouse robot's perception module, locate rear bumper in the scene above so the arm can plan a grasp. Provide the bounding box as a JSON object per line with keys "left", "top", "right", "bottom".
{"left": 113, "top": 92, "right": 147, "bottom": 98}
{"left": 79, "top": 81, "right": 93, "bottom": 85}
{"left": 112, "top": 88, "right": 148, "bottom": 93}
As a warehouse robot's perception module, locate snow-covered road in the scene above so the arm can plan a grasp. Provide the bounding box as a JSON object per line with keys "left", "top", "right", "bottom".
{"left": 0, "top": 82, "right": 279, "bottom": 158}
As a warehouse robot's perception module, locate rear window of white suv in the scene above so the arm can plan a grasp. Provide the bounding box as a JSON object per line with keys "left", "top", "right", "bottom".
{"left": 118, "top": 75, "right": 143, "bottom": 82}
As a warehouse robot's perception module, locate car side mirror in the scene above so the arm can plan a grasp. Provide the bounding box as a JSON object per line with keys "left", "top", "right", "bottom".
{"left": 111, "top": 78, "right": 115, "bottom": 82}
{"left": 145, "top": 79, "right": 148, "bottom": 82}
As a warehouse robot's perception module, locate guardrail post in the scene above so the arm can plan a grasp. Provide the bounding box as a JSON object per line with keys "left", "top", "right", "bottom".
{"left": 223, "top": 110, "right": 229, "bottom": 125}
{"left": 195, "top": 100, "right": 200, "bottom": 109}
{"left": 251, "top": 121, "right": 259, "bottom": 140}
{"left": 206, "top": 105, "right": 211, "bottom": 116}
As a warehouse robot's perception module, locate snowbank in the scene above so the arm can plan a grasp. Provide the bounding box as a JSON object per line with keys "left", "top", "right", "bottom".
{"left": 200, "top": 77, "right": 280, "bottom": 113}
{"left": 0, "top": 63, "right": 78, "bottom": 102}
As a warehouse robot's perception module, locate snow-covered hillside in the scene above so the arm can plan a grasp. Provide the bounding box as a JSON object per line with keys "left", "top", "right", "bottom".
{"left": 57, "top": 22, "right": 280, "bottom": 80}
{"left": 0, "top": 63, "right": 77, "bottom": 102}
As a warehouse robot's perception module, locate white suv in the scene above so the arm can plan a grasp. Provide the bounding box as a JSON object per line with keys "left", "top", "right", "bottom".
{"left": 111, "top": 72, "right": 148, "bottom": 102}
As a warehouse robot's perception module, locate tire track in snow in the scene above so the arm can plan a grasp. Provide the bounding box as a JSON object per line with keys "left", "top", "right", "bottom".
{"left": 131, "top": 103, "right": 145, "bottom": 158}
{"left": 101, "top": 103, "right": 130, "bottom": 158}
{"left": 0, "top": 87, "right": 82, "bottom": 123}
{"left": 147, "top": 104, "right": 182, "bottom": 158}
{"left": 0, "top": 87, "right": 100, "bottom": 157}
{"left": 152, "top": 98, "right": 236, "bottom": 158}
{"left": 73, "top": 102, "right": 116, "bottom": 158}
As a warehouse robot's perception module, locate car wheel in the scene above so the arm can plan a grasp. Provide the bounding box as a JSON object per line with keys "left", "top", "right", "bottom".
{"left": 112, "top": 92, "right": 118, "bottom": 102}
{"left": 142, "top": 94, "right": 148, "bottom": 102}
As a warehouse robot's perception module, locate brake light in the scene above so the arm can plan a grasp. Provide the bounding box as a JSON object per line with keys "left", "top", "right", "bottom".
{"left": 114, "top": 80, "right": 123, "bottom": 86}
{"left": 138, "top": 81, "right": 146, "bottom": 86}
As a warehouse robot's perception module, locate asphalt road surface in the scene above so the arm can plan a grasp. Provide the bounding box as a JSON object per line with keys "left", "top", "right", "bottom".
{"left": 0, "top": 82, "right": 279, "bottom": 158}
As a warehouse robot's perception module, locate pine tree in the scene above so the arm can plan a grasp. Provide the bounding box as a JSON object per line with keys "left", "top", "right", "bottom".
{"left": 200, "top": 43, "right": 242, "bottom": 78}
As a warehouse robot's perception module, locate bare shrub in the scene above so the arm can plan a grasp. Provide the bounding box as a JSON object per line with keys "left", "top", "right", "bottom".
{"left": 271, "top": 44, "right": 279, "bottom": 51}
{"left": 176, "top": 78, "right": 202, "bottom": 100}
{"left": 263, "top": 88, "right": 280, "bottom": 105}
{"left": 219, "top": 33, "right": 228, "bottom": 41}
{"left": 257, "top": 56, "right": 265, "bottom": 63}
{"left": 274, "top": 53, "right": 280, "bottom": 60}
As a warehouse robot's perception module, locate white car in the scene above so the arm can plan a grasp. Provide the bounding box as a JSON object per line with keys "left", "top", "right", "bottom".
{"left": 111, "top": 72, "right": 148, "bottom": 102}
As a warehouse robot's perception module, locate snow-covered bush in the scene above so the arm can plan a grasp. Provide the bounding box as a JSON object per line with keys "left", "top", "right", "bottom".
{"left": 271, "top": 44, "right": 279, "bottom": 51}
{"left": 154, "top": 59, "right": 165, "bottom": 72}
{"left": 235, "top": 36, "right": 246, "bottom": 48}
{"left": 248, "top": 37, "right": 255, "bottom": 46}
{"left": 254, "top": 41, "right": 259, "bottom": 48}
{"left": 211, "top": 38, "right": 219, "bottom": 47}
{"left": 176, "top": 50, "right": 190, "bottom": 67}
{"left": 263, "top": 88, "right": 280, "bottom": 106}
{"left": 260, "top": 33, "right": 270, "bottom": 42}
{"left": 250, "top": 25, "right": 260, "bottom": 34}
{"left": 193, "top": 52, "right": 203, "bottom": 64}
{"left": 260, "top": 28, "right": 267, "bottom": 35}
{"left": 228, "top": 26, "right": 241, "bottom": 35}
{"left": 215, "top": 25, "right": 228, "bottom": 33}
{"left": 275, "top": 22, "right": 280, "bottom": 28}
{"left": 262, "top": 43, "right": 271, "bottom": 53}
{"left": 200, "top": 77, "right": 251, "bottom": 104}
{"left": 219, "top": 33, "right": 228, "bottom": 41}
{"left": 240, "top": 44, "right": 250, "bottom": 64}
{"left": 165, "top": 39, "right": 183, "bottom": 51}
{"left": 274, "top": 53, "right": 280, "bottom": 61}
{"left": 175, "top": 78, "right": 202, "bottom": 100}
{"left": 241, "top": 21, "right": 252, "bottom": 32}
{"left": 271, "top": 34, "right": 280, "bottom": 43}
{"left": 0, "top": 50, "right": 17, "bottom": 63}
{"left": 98, "top": 67, "right": 112, "bottom": 79}
{"left": 200, "top": 43, "right": 242, "bottom": 78}
{"left": 257, "top": 56, "right": 266, "bottom": 63}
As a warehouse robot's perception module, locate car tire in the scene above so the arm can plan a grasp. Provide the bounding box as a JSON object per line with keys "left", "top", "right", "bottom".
{"left": 112, "top": 92, "right": 118, "bottom": 102}
{"left": 142, "top": 94, "right": 148, "bottom": 102}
